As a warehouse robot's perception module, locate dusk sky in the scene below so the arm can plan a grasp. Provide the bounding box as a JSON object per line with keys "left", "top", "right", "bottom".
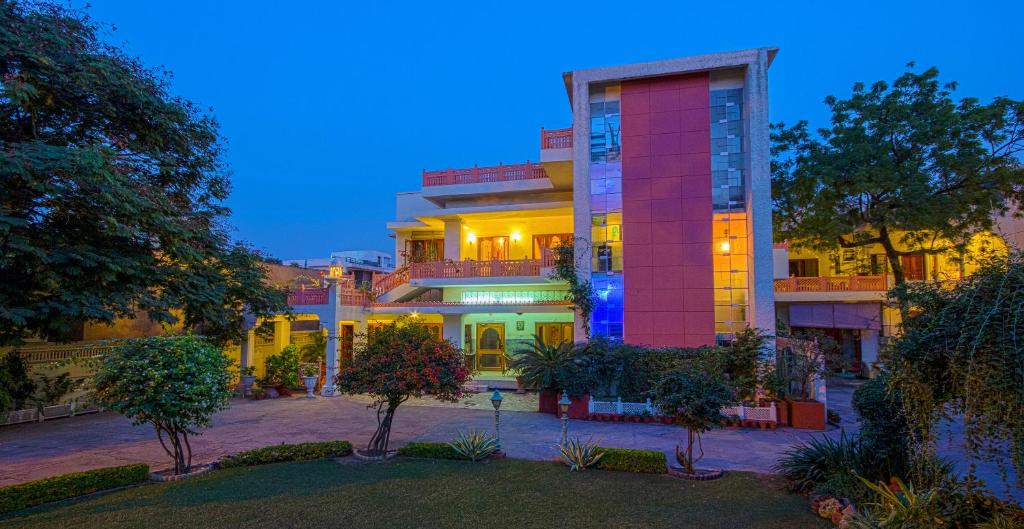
{"left": 76, "top": 1, "right": 1023, "bottom": 260}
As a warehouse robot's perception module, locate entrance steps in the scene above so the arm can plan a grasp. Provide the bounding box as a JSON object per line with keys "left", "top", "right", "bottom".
{"left": 464, "top": 377, "right": 519, "bottom": 393}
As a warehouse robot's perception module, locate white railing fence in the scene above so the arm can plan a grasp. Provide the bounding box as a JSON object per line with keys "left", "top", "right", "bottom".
{"left": 588, "top": 397, "right": 778, "bottom": 423}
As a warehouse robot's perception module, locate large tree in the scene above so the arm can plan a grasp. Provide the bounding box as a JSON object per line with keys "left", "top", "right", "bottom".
{"left": 0, "top": 1, "right": 287, "bottom": 346}
{"left": 771, "top": 65, "right": 1024, "bottom": 284}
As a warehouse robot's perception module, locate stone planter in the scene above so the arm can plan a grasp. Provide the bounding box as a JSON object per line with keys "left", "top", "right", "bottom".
{"left": 788, "top": 399, "right": 826, "bottom": 430}
{"left": 2, "top": 408, "right": 39, "bottom": 425}
{"left": 241, "top": 375, "right": 256, "bottom": 396}
{"left": 41, "top": 404, "right": 72, "bottom": 421}
{"left": 302, "top": 376, "right": 318, "bottom": 399}
{"left": 149, "top": 464, "right": 214, "bottom": 482}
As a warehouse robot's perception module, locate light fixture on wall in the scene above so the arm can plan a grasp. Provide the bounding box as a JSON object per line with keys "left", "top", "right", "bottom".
{"left": 467, "top": 233, "right": 477, "bottom": 244}
{"left": 510, "top": 231, "right": 522, "bottom": 243}
{"left": 719, "top": 240, "right": 732, "bottom": 254}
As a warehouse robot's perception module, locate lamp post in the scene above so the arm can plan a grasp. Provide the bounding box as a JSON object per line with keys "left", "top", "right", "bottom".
{"left": 558, "top": 390, "right": 572, "bottom": 447}
{"left": 490, "top": 390, "right": 503, "bottom": 452}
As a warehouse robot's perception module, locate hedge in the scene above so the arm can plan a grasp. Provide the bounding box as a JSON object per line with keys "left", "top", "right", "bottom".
{"left": 219, "top": 440, "right": 353, "bottom": 468}
{"left": 396, "top": 442, "right": 468, "bottom": 460}
{"left": 0, "top": 463, "right": 149, "bottom": 515}
{"left": 594, "top": 448, "right": 668, "bottom": 474}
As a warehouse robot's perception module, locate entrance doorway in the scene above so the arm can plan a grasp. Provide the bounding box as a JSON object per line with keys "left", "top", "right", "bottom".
{"left": 339, "top": 324, "right": 354, "bottom": 366}
{"left": 536, "top": 322, "right": 573, "bottom": 347}
{"left": 478, "top": 236, "right": 509, "bottom": 260}
{"left": 476, "top": 323, "right": 505, "bottom": 371}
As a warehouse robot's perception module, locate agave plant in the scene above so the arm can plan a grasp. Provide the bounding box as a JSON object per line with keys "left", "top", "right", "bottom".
{"left": 448, "top": 430, "right": 498, "bottom": 462}
{"left": 506, "top": 335, "right": 578, "bottom": 391}
{"left": 560, "top": 436, "right": 605, "bottom": 471}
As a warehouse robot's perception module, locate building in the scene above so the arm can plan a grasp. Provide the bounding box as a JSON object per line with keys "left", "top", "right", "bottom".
{"left": 283, "top": 250, "right": 394, "bottom": 286}
{"left": 271, "top": 48, "right": 780, "bottom": 392}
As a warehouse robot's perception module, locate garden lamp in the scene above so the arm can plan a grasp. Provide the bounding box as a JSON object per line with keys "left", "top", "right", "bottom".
{"left": 490, "top": 390, "right": 503, "bottom": 451}
{"left": 559, "top": 390, "right": 572, "bottom": 447}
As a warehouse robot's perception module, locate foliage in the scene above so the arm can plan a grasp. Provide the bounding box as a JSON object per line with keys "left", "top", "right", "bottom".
{"left": 298, "top": 332, "right": 327, "bottom": 364}
{"left": 653, "top": 367, "right": 736, "bottom": 473}
{"left": 852, "top": 376, "right": 911, "bottom": 478}
{"left": 93, "top": 336, "right": 234, "bottom": 475}
{"left": 239, "top": 366, "right": 255, "bottom": 377}
{"left": 0, "top": 1, "right": 289, "bottom": 347}
{"left": 218, "top": 441, "right": 352, "bottom": 468}
{"left": 550, "top": 240, "right": 594, "bottom": 337}
{"left": 560, "top": 436, "right": 606, "bottom": 472}
{"left": 775, "top": 433, "right": 875, "bottom": 500}
{"left": 335, "top": 319, "right": 469, "bottom": 455}
{"left": 30, "top": 372, "right": 78, "bottom": 412}
{"left": 885, "top": 252, "right": 1024, "bottom": 489}
{"left": 261, "top": 345, "right": 300, "bottom": 388}
{"left": 507, "top": 336, "right": 594, "bottom": 397}
{"left": 844, "top": 476, "right": 1024, "bottom": 529}
{"left": 593, "top": 447, "right": 668, "bottom": 474}
{"left": 0, "top": 463, "right": 149, "bottom": 515}
{"left": 774, "top": 336, "right": 839, "bottom": 400}
{"left": 771, "top": 64, "right": 1024, "bottom": 285}
{"left": 447, "top": 430, "right": 498, "bottom": 462}
{"left": 699, "top": 328, "right": 771, "bottom": 401}
{"left": 299, "top": 363, "right": 319, "bottom": 378}
{"left": 0, "top": 352, "right": 34, "bottom": 411}
{"left": 396, "top": 442, "right": 468, "bottom": 461}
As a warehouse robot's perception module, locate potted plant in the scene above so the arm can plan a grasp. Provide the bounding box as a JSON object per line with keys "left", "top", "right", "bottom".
{"left": 506, "top": 337, "right": 582, "bottom": 414}
{"left": 776, "top": 339, "right": 832, "bottom": 430}
{"left": 262, "top": 345, "right": 301, "bottom": 396}
{"left": 300, "top": 364, "right": 319, "bottom": 399}
{"left": 240, "top": 366, "right": 256, "bottom": 396}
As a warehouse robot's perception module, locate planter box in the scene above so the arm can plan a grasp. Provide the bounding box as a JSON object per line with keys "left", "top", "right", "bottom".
{"left": 2, "top": 408, "right": 39, "bottom": 425}
{"left": 41, "top": 404, "right": 72, "bottom": 420}
{"left": 538, "top": 389, "right": 559, "bottom": 414}
{"left": 788, "top": 399, "right": 826, "bottom": 430}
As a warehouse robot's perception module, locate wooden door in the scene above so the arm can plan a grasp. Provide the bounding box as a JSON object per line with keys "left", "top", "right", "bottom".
{"left": 476, "top": 323, "right": 505, "bottom": 371}
{"left": 536, "top": 322, "right": 573, "bottom": 347}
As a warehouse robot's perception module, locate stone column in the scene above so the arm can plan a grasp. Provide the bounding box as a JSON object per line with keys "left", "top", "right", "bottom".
{"left": 442, "top": 314, "right": 463, "bottom": 348}
{"left": 322, "top": 278, "right": 341, "bottom": 397}
{"left": 443, "top": 219, "right": 463, "bottom": 261}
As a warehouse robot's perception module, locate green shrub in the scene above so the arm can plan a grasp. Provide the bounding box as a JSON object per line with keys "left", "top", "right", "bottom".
{"left": 219, "top": 441, "right": 352, "bottom": 468}
{"left": 262, "top": 345, "right": 301, "bottom": 388}
{"left": 0, "top": 464, "right": 149, "bottom": 515}
{"left": 774, "top": 433, "right": 872, "bottom": 500}
{"left": 852, "top": 376, "right": 910, "bottom": 478}
{"left": 396, "top": 442, "right": 468, "bottom": 460}
{"left": 594, "top": 448, "right": 668, "bottom": 474}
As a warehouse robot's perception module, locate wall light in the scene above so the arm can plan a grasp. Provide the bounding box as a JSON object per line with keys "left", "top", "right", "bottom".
{"left": 467, "top": 233, "right": 477, "bottom": 244}
{"left": 719, "top": 240, "right": 732, "bottom": 254}
{"left": 510, "top": 231, "right": 522, "bottom": 243}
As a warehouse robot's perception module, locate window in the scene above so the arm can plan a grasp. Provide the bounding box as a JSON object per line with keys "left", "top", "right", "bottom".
{"left": 788, "top": 259, "right": 819, "bottom": 278}
{"left": 404, "top": 239, "right": 443, "bottom": 264}
{"left": 901, "top": 254, "right": 926, "bottom": 281}
{"left": 536, "top": 323, "right": 573, "bottom": 347}
{"left": 533, "top": 233, "right": 573, "bottom": 259}
{"left": 477, "top": 236, "right": 509, "bottom": 260}
{"left": 869, "top": 254, "right": 887, "bottom": 275}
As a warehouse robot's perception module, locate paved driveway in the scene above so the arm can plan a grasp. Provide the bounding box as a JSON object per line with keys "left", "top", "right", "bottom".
{"left": 0, "top": 390, "right": 844, "bottom": 486}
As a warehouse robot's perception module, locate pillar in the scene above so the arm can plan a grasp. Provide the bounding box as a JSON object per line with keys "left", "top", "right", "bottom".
{"left": 442, "top": 314, "right": 463, "bottom": 349}
{"left": 322, "top": 278, "right": 341, "bottom": 397}
{"left": 272, "top": 319, "right": 290, "bottom": 354}
{"left": 240, "top": 329, "right": 255, "bottom": 369}
{"left": 444, "top": 219, "right": 463, "bottom": 261}
{"left": 860, "top": 329, "right": 880, "bottom": 377}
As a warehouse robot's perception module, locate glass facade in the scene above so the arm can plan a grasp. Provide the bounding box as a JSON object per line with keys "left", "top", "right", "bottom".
{"left": 589, "top": 84, "right": 624, "bottom": 339}
{"left": 710, "top": 88, "right": 749, "bottom": 339}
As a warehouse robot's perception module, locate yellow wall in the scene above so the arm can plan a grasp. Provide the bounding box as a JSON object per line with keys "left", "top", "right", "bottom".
{"left": 460, "top": 215, "right": 573, "bottom": 261}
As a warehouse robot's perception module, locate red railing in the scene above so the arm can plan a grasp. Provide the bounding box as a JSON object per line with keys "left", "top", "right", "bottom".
{"left": 339, "top": 289, "right": 370, "bottom": 306}
{"left": 372, "top": 266, "right": 410, "bottom": 296}
{"left": 288, "top": 287, "right": 329, "bottom": 305}
{"left": 541, "top": 127, "right": 573, "bottom": 149}
{"left": 774, "top": 275, "right": 888, "bottom": 293}
{"left": 372, "top": 300, "right": 571, "bottom": 308}
{"left": 422, "top": 162, "right": 548, "bottom": 187}
{"left": 409, "top": 259, "right": 545, "bottom": 280}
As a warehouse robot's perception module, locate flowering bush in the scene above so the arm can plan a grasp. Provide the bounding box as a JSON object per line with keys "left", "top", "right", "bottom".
{"left": 335, "top": 320, "right": 470, "bottom": 455}
{"left": 93, "top": 335, "right": 234, "bottom": 475}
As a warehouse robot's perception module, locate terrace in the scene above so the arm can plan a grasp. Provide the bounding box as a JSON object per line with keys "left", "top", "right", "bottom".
{"left": 773, "top": 274, "right": 888, "bottom": 302}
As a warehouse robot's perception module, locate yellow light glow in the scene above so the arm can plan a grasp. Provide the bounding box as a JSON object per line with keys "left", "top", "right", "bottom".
{"left": 467, "top": 233, "right": 476, "bottom": 244}
{"left": 510, "top": 231, "right": 522, "bottom": 243}
{"left": 719, "top": 240, "right": 732, "bottom": 254}
{"left": 410, "top": 311, "right": 420, "bottom": 318}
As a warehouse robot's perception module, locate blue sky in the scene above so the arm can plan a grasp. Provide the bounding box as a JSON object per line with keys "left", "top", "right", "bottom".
{"left": 76, "top": 1, "right": 1023, "bottom": 259}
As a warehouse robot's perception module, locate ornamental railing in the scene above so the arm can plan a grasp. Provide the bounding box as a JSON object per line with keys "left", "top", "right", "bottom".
{"left": 371, "top": 266, "right": 410, "bottom": 296}
{"left": 422, "top": 162, "right": 548, "bottom": 187}
{"left": 773, "top": 274, "right": 887, "bottom": 293}
{"left": 541, "top": 127, "right": 573, "bottom": 149}
{"left": 372, "top": 300, "right": 571, "bottom": 308}
{"left": 12, "top": 341, "right": 115, "bottom": 365}
{"left": 287, "top": 287, "right": 330, "bottom": 305}
{"left": 409, "top": 258, "right": 543, "bottom": 280}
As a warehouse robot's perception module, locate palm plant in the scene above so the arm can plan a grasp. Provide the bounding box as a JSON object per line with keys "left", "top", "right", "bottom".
{"left": 506, "top": 335, "right": 577, "bottom": 392}
{"left": 299, "top": 332, "right": 327, "bottom": 364}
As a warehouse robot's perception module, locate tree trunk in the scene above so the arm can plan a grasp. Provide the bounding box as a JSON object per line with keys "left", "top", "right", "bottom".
{"left": 878, "top": 226, "right": 906, "bottom": 286}
{"left": 155, "top": 423, "right": 192, "bottom": 475}
{"left": 366, "top": 400, "right": 400, "bottom": 455}
{"left": 685, "top": 429, "right": 694, "bottom": 474}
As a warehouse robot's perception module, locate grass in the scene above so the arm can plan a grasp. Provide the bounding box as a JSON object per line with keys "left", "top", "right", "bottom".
{"left": 0, "top": 458, "right": 827, "bottom": 529}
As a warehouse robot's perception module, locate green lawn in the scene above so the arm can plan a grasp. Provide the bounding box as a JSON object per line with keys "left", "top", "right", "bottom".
{"left": 1, "top": 458, "right": 827, "bottom": 529}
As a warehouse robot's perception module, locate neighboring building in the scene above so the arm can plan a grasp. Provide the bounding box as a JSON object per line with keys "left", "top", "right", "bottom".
{"left": 277, "top": 48, "right": 780, "bottom": 392}
{"left": 283, "top": 250, "right": 394, "bottom": 286}
{"left": 773, "top": 229, "right": 1014, "bottom": 373}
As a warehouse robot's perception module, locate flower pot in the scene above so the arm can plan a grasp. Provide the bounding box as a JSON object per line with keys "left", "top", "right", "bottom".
{"left": 241, "top": 375, "right": 256, "bottom": 396}
{"left": 302, "top": 376, "right": 318, "bottom": 399}
{"left": 567, "top": 394, "right": 590, "bottom": 420}
{"left": 788, "top": 399, "right": 826, "bottom": 430}
{"left": 538, "top": 389, "right": 559, "bottom": 414}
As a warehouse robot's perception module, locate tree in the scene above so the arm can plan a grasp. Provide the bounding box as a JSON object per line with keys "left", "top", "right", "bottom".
{"left": 335, "top": 321, "right": 470, "bottom": 456}
{"left": 0, "top": 1, "right": 288, "bottom": 347}
{"left": 771, "top": 65, "right": 1024, "bottom": 285}
{"left": 93, "top": 335, "right": 234, "bottom": 475}
{"left": 885, "top": 251, "right": 1024, "bottom": 491}
{"left": 653, "top": 368, "right": 736, "bottom": 474}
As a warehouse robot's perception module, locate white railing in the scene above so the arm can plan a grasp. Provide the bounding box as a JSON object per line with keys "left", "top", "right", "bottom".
{"left": 589, "top": 397, "right": 778, "bottom": 423}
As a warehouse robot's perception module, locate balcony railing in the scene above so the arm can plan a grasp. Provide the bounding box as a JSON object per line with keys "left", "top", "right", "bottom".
{"left": 288, "top": 287, "right": 330, "bottom": 305}
{"left": 422, "top": 162, "right": 548, "bottom": 187}
{"left": 372, "top": 266, "right": 410, "bottom": 296}
{"left": 409, "top": 259, "right": 544, "bottom": 280}
{"left": 541, "top": 127, "right": 573, "bottom": 149}
{"left": 774, "top": 275, "right": 888, "bottom": 293}
{"left": 13, "top": 341, "right": 116, "bottom": 365}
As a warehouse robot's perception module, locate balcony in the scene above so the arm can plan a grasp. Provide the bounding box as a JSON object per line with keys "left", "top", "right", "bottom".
{"left": 541, "top": 127, "right": 573, "bottom": 150}
{"left": 422, "top": 162, "right": 549, "bottom": 187}
{"left": 774, "top": 275, "right": 888, "bottom": 303}
{"left": 288, "top": 287, "right": 330, "bottom": 306}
